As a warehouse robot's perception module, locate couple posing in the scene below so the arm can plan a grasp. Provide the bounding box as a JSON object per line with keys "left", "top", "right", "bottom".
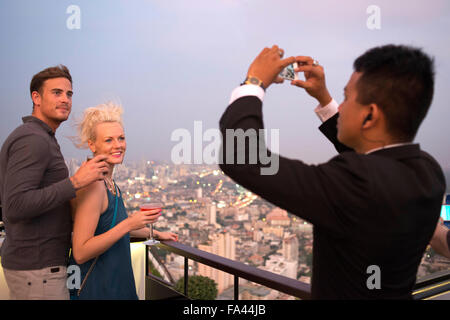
{"left": 0, "top": 65, "right": 177, "bottom": 300}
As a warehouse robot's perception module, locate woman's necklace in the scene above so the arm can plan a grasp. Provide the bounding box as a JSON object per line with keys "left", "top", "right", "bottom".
{"left": 104, "top": 177, "right": 116, "bottom": 196}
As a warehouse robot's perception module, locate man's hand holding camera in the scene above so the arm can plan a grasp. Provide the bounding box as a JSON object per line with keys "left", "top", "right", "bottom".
{"left": 246, "top": 45, "right": 332, "bottom": 108}
{"left": 246, "top": 45, "right": 296, "bottom": 89}
{"left": 291, "top": 56, "right": 332, "bottom": 106}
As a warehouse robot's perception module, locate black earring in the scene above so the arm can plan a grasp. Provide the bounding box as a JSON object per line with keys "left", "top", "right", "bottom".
{"left": 363, "top": 113, "right": 372, "bottom": 124}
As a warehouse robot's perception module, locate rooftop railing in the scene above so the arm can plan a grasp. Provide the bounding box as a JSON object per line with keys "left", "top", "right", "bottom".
{"left": 145, "top": 240, "right": 450, "bottom": 300}
{"left": 146, "top": 240, "right": 311, "bottom": 300}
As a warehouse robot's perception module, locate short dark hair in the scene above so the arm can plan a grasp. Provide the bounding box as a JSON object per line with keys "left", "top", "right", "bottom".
{"left": 353, "top": 45, "right": 435, "bottom": 141}
{"left": 30, "top": 65, "right": 72, "bottom": 107}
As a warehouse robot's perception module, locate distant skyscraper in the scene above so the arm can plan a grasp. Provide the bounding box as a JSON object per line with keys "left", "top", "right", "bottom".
{"left": 282, "top": 234, "right": 299, "bottom": 262}
{"left": 146, "top": 165, "right": 154, "bottom": 179}
{"left": 178, "top": 165, "right": 187, "bottom": 178}
{"left": 198, "top": 232, "right": 235, "bottom": 293}
{"left": 207, "top": 204, "right": 216, "bottom": 225}
{"left": 264, "top": 255, "right": 297, "bottom": 280}
{"left": 196, "top": 187, "right": 202, "bottom": 199}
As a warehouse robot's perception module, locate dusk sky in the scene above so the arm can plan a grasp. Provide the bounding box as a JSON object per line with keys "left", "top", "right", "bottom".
{"left": 1, "top": 1, "right": 449, "bottom": 172}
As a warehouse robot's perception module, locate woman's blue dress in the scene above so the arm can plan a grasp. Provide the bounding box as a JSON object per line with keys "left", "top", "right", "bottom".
{"left": 70, "top": 184, "right": 138, "bottom": 300}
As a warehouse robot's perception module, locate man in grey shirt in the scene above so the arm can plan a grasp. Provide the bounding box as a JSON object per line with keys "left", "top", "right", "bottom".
{"left": 0, "top": 65, "right": 109, "bottom": 299}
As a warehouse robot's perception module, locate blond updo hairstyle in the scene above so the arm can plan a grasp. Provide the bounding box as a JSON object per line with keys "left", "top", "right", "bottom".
{"left": 74, "top": 102, "right": 124, "bottom": 149}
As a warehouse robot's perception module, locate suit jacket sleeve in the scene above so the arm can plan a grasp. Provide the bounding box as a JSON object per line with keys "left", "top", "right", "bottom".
{"left": 318, "top": 113, "right": 353, "bottom": 153}
{"left": 219, "top": 96, "right": 370, "bottom": 237}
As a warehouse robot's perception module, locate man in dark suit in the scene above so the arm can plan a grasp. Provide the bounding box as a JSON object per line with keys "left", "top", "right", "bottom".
{"left": 219, "top": 44, "right": 446, "bottom": 299}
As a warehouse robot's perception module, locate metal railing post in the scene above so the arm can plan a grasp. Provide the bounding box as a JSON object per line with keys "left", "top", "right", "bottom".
{"left": 234, "top": 275, "right": 239, "bottom": 300}
{"left": 184, "top": 257, "right": 189, "bottom": 296}
{"left": 145, "top": 245, "right": 149, "bottom": 297}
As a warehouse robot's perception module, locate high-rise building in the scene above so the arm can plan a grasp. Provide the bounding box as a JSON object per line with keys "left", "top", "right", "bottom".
{"left": 264, "top": 254, "right": 297, "bottom": 280}
{"left": 145, "top": 165, "right": 154, "bottom": 180}
{"left": 282, "top": 234, "right": 299, "bottom": 262}
{"left": 178, "top": 165, "right": 187, "bottom": 178}
{"left": 196, "top": 187, "right": 203, "bottom": 199}
{"left": 207, "top": 204, "right": 217, "bottom": 225}
{"left": 198, "top": 232, "right": 235, "bottom": 293}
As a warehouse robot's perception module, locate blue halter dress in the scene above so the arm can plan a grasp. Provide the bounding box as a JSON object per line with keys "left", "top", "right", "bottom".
{"left": 70, "top": 183, "right": 138, "bottom": 300}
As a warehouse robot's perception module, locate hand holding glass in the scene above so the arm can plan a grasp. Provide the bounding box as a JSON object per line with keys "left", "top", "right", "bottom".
{"left": 140, "top": 203, "right": 162, "bottom": 245}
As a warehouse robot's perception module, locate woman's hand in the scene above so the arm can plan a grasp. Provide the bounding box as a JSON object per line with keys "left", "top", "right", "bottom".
{"left": 127, "top": 209, "right": 161, "bottom": 232}
{"left": 154, "top": 230, "right": 178, "bottom": 241}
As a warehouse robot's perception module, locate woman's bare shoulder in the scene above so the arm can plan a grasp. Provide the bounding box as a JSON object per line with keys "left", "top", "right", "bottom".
{"left": 74, "top": 180, "right": 106, "bottom": 204}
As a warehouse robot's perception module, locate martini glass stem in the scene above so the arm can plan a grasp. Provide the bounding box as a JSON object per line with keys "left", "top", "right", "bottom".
{"left": 149, "top": 223, "right": 154, "bottom": 240}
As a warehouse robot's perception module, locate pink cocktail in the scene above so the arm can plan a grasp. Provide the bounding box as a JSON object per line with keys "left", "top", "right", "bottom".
{"left": 140, "top": 203, "right": 162, "bottom": 246}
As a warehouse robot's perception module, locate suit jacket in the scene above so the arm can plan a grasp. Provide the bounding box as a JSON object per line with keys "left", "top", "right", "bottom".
{"left": 219, "top": 95, "right": 446, "bottom": 299}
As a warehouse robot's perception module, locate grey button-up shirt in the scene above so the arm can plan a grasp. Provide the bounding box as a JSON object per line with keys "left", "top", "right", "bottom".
{"left": 0, "top": 116, "right": 76, "bottom": 270}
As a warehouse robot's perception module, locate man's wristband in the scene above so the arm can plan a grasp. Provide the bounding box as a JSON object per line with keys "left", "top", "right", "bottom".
{"left": 241, "top": 76, "right": 265, "bottom": 91}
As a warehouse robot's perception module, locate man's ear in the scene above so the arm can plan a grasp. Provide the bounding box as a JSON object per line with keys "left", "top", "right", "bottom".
{"left": 362, "top": 103, "right": 381, "bottom": 128}
{"left": 31, "top": 91, "right": 41, "bottom": 109}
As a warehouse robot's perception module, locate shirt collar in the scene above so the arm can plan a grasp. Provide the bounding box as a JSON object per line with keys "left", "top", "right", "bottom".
{"left": 365, "top": 142, "right": 414, "bottom": 155}
{"left": 22, "top": 116, "right": 55, "bottom": 136}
